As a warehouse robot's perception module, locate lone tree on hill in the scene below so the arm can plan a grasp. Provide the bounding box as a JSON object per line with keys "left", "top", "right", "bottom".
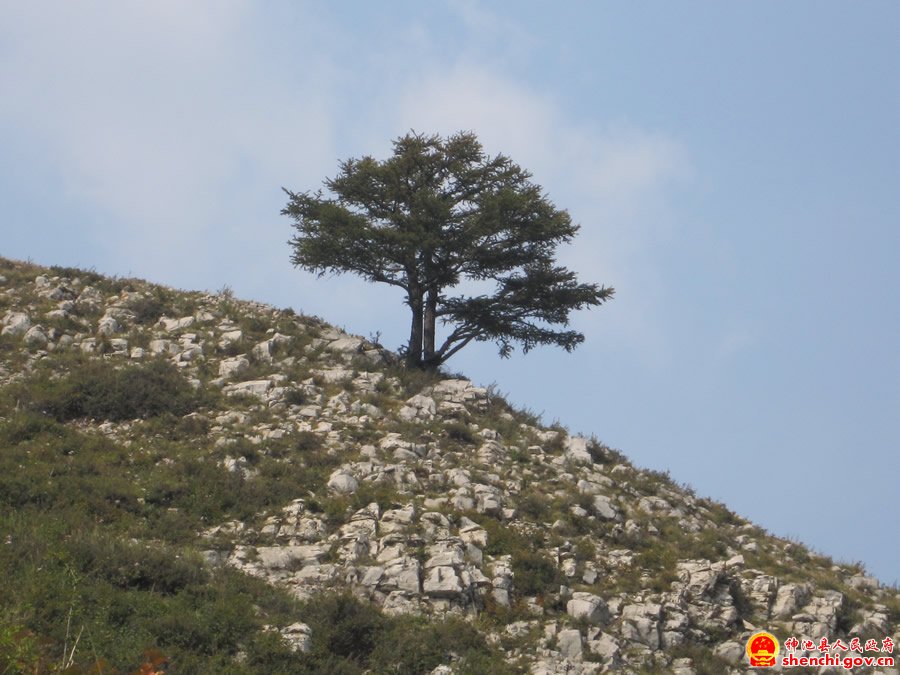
{"left": 283, "top": 131, "right": 613, "bottom": 369}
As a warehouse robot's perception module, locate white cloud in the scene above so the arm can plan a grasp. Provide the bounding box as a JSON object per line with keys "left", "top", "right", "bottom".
{"left": 0, "top": 2, "right": 337, "bottom": 283}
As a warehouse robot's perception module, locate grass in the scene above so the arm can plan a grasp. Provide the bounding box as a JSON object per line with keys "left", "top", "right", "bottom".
{"left": 0, "top": 510, "right": 302, "bottom": 673}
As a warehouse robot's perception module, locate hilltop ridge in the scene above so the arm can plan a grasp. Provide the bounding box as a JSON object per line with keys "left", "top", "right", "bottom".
{"left": 0, "top": 256, "right": 896, "bottom": 674}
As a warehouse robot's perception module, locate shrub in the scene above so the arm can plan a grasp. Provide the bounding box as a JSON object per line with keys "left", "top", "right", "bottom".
{"left": 25, "top": 358, "right": 202, "bottom": 422}
{"left": 444, "top": 421, "right": 478, "bottom": 445}
{"left": 302, "top": 592, "right": 383, "bottom": 665}
{"left": 127, "top": 288, "right": 176, "bottom": 325}
{"left": 68, "top": 534, "right": 208, "bottom": 594}
{"left": 516, "top": 489, "right": 552, "bottom": 521}
{"left": 512, "top": 548, "right": 563, "bottom": 597}
{"left": 292, "top": 593, "right": 513, "bottom": 674}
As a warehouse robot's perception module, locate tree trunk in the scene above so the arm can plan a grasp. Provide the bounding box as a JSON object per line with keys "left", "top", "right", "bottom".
{"left": 406, "top": 282, "right": 424, "bottom": 368}
{"left": 422, "top": 286, "right": 438, "bottom": 368}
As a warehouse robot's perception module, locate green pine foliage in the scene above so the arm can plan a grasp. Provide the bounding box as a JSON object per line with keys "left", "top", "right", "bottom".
{"left": 284, "top": 131, "right": 613, "bottom": 369}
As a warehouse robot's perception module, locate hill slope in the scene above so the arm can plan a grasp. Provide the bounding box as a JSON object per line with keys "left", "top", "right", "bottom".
{"left": 0, "top": 256, "right": 896, "bottom": 674}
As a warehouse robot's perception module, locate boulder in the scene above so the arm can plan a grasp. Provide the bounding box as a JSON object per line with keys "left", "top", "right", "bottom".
{"left": 557, "top": 628, "right": 583, "bottom": 661}
{"left": 219, "top": 355, "right": 250, "bottom": 379}
{"left": 326, "top": 336, "right": 365, "bottom": 353}
{"left": 592, "top": 495, "right": 621, "bottom": 521}
{"left": 280, "top": 622, "right": 312, "bottom": 653}
{"left": 23, "top": 325, "right": 48, "bottom": 348}
{"left": 1, "top": 312, "right": 31, "bottom": 336}
{"left": 567, "top": 592, "right": 609, "bottom": 624}
{"left": 564, "top": 436, "right": 593, "bottom": 465}
{"left": 158, "top": 316, "right": 194, "bottom": 332}
{"left": 423, "top": 566, "right": 463, "bottom": 598}
{"left": 224, "top": 379, "right": 273, "bottom": 399}
{"left": 327, "top": 471, "right": 358, "bottom": 495}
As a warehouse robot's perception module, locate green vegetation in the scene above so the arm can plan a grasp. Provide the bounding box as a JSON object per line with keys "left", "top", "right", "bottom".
{"left": 10, "top": 357, "right": 204, "bottom": 422}
{"left": 126, "top": 287, "right": 177, "bottom": 325}
{"left": 0, "top": 509, "right": 301, "bottom": 673}
{"left": 293, "top": 593, "right": 515, "bottom": 674}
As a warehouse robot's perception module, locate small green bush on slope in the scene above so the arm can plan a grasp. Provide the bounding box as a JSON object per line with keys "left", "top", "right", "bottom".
{"left": 19, "top": 358, "right": 203, "bottom": 422}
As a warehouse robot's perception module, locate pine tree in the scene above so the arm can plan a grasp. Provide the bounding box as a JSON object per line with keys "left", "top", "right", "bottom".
{"left": 283, "top": 131, "right": 613, "bottom": 369}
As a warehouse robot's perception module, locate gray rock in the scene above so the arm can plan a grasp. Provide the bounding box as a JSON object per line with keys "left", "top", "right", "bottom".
{"left": 592, "top": 495, "right": 621, "bottom": 521}
{"left": 771, "top": 582, "right": 811, "bottom": 618}
{"left": 219, "top": 355, "right": 250, "bottom": 378}
{"left": 558, "top": 628, "right": 583, "bottom": 660}
{"left": 564, "top": 436, "right": 594, "bottom": 465}
{"left": 423, "top": 566, "right": 463, "bottom": 598}
{"left": 23, "top": 325, "right": 48, "bottom": 347}
{"left": 224, "top": 379, "right": 273, "bottom": 399}
{"left": 158, "top": 316, "right": 195, "bottom": 332}
{"left": 398, "top": 394, "right": 437, "bottom": 421}
{"left": 254, "top": 544, "right": 326, "bottom": 570}
{"left": 382, "top": 559, "right": 421, "bottom": 594}
{"left": 327, "top": 471, "right": 358, "bottom": 494}
{"left": 97, "top": 314, "right": 121, "bottom": 336}
{"left": 587, "top": 632, "right": 620, "bottom": 667}
{"left": 567, "top": 592, "right": 609, "bottom": 624}
{"left": 76, "top": 286, "right": 103, "bottom": 308}
{"left": 621, "top": 603, "right": 662, "bottom": 650}
{"left": 311, "top": 367, "right": 353, "bottom": 384}
{"left": 280, "top": 622, "right": 312, "bottom": 653}
{"left": 218, "top": 329, "right": 243, "bottom": 348}
{"left": 2, "top": 312, "right": 31, "bottom": 336}
{"left": 148, "top": 339, "right": 177, "bottom": 355}
{"left": 108, "top": 338, "right": 129, "bottom": 353}
{"left": 327, "top": 336, "right": 365, "bottom": 353}
{"left": 713, "top": 640, "right": 745, "bottom": 664}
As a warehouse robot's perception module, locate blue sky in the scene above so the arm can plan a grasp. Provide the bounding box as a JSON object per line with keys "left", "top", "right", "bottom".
{"left": 2, "top": 1, "right": 897, "bottom": 583}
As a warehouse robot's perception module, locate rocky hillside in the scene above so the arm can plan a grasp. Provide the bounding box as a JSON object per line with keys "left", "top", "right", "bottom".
{"left": 0, "top": 256, "right": 896, "bottom": 674}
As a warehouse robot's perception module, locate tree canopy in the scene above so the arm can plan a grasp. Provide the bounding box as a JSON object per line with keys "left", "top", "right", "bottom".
{"left": 283, "top": 131, "right": 613, "bottom": 369}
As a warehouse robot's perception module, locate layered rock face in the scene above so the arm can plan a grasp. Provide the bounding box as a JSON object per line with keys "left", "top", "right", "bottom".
{"left": 1, "top": 258, "right": 897, "bottom": 674}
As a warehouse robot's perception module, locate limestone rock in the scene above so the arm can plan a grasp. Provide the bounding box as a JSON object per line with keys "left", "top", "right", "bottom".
{"left": 567, "top": 592, "right": 609, "bottom": 624}
{"left": 423, "top": 566, "right": 463, "bottom": 598}
{"left": 279, "top": 622, "right": 312, "bottom": 653}
{"left": 158, "top": 316, "right": 195, "bottom": 332}
{"left": 326, "top": 336, "right": 365, "bottom": 353}
{"left": 23, "top": 325, "right": 48, "bottom": 348}
{"left": 224, "top": 379, "right": 273, "bottom": 399}
{"left": 327, "top": 470, "right": 358, "bottom": 495}
{"left": 592, "top": 494, "right": 621, "bottom": 521}
{"left": 398, "top": 394, "right": 437, "bottom": 421}
{"left": 219, "top": 355, "right": 250, "bottom": 379}
{"left": 557, "top": 628, "right": 583, "bottom": 660}
{"left": 564, "top": 436, "right": 593, "bottom": 465}
{"left": 2, "top": 312, "right": 31, "bottom": 336}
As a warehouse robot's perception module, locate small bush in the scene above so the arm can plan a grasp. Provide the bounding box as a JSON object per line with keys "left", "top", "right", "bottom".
{"left": 445, "top": 421, "right": 478, "bottom": 445}
{"left": 516, "top": 489, "right": 552, "bottom": 520}
{"left": 285, "top": 387, "right": 307, "bottom": 406}
{"left": 293, "top": 593, "right": 513, "bottom": 674}
{"left": 69, "top": 534, "right": 208, "bottom": 594}
{"left": 127, "top": 288, "right": 175, "bottom": 325}
{"left": 25, "top": 358, "right": 202, "bottom": 422}
{"left": 512, "top": 548, "right": 563, "bottom": 597}
{"left": 302, "top": 592, "right": 383, "bottom": 665}
{"left": 573, "top": 538, "right": 596, "bottom": 563}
